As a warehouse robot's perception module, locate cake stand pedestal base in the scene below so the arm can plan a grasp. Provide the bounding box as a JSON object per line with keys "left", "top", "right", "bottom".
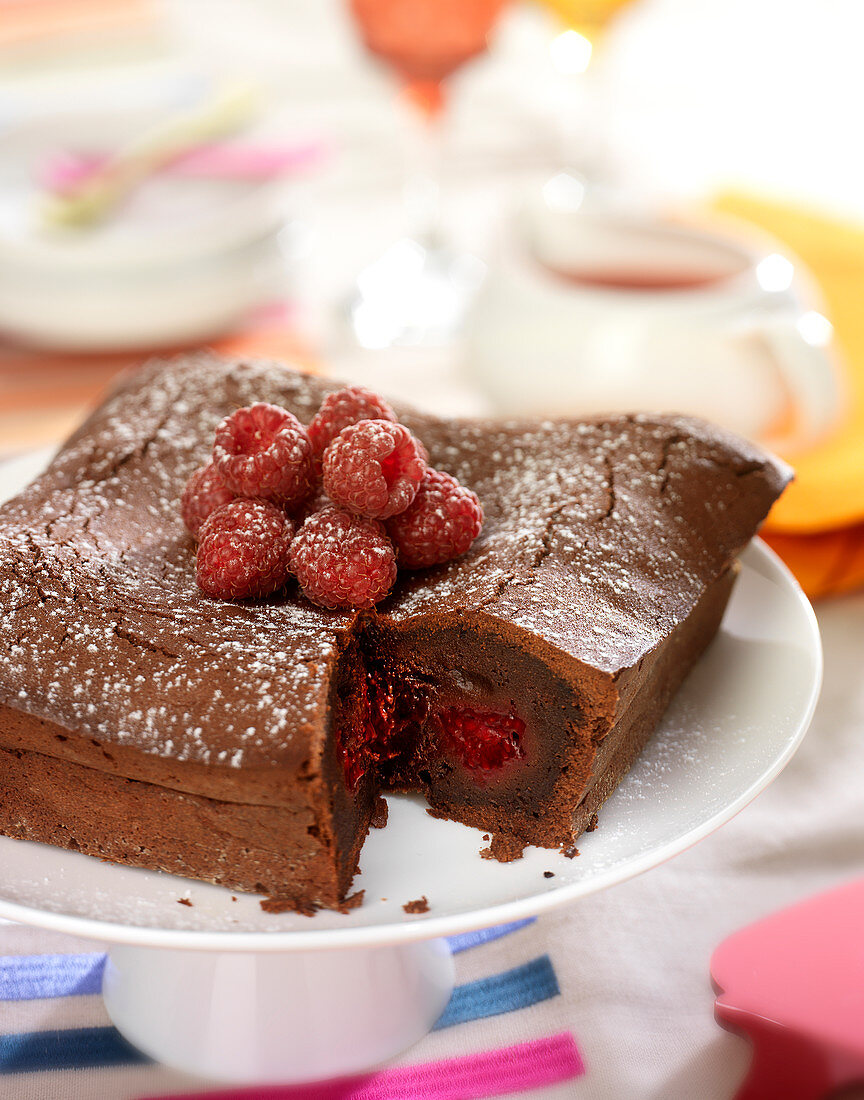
{"left": 102, "top": 937, "right": 455, "bottom": 1084}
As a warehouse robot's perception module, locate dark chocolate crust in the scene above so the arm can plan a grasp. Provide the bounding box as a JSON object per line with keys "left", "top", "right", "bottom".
{"left": 0, "top": 354, "right": 792, "bottom": 910}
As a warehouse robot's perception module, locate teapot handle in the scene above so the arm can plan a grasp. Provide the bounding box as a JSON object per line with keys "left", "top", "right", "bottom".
{"left": 732, "top": 310, "right": 842, "bottom": 453}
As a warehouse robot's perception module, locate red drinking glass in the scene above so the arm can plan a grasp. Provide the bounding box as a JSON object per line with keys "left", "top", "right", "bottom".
{"left": 346, "top": 0, "right": 508, "bottom": 348}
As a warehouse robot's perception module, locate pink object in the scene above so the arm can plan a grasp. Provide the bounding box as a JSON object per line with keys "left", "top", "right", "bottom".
{"left": 711, "top": 878, "right": 864, "bottom": 1100}
{"left": 139, "top": 1031, "right": 585, "bottom": 1099}
{"left": 40, "top": 141, "right": 327, "bottom": 191}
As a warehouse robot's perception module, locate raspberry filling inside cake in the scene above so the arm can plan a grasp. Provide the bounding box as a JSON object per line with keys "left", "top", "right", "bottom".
{"left": 434, "top": 707, "right": 525, "bottom": 773}
{"left": 338, "top": 633, "right": 534, "bottom": 796}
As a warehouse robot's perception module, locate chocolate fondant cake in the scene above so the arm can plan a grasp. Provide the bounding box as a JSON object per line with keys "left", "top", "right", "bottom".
{"left": 0, "top": 355, "right": 791, "bottom": 912}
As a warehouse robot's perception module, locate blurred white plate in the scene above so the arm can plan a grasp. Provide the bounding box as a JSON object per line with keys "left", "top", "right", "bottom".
{"left": 0, "top": 108, "right": 293, "bottom": 268}
{"left": 0, "top": 109, "right": 295, "bottom": 349}
{"left": 0, "top": 450, "right": 821, "bottom": 951}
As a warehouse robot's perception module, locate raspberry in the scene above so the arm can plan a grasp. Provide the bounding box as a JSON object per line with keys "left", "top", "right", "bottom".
{"left": 180, "top": 463, "right": 235, "bottom": 539}
{"left": 213, "top": 403, "right": 313, "bottom": 510}
{"left": 196, "top": 499, "right": 294, "bottom": 600}
{"left": 307, "top": 385, "right": 396, "bottom": 459}
{"left": 434, "top": 706, "right": 525, "bottom": 772}
{"left": 322, "top": 420, "right": 427, "bottom": 520}
{"left": 387, "top": 468, "right": 483, "bottom": 568}
{"left": 289, "top": 506, "right": 397, "bottom": 609}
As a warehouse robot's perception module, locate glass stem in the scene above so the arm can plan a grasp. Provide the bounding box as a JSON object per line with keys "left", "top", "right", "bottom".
{"left": 401, "top": 79, "right": 447, "bottom": 249}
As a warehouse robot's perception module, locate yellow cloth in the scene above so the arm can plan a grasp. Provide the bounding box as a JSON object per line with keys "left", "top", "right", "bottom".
{"left": 711, "top": 193, "right": 864, "bottom": 598}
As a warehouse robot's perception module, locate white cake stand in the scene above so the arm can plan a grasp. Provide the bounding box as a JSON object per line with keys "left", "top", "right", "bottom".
{"left": 0, "top": 455, "right": 822, "bottom": 1085}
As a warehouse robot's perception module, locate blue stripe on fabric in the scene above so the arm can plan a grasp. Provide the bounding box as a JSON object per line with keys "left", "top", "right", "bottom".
{"left": 434, "top": 954, "right": 559, "bottom": 1030}
{"left": 0, "top": 953, "right": 106, "bottom": 1001}
{"left": 0, "top": 1027, "right": 149, "bottom": 1074}
{"left": 447, "top": 918, "right": 536, "bottom": 954}
{"left": 0, "top": 918, "right": 536, "bottom": 1003}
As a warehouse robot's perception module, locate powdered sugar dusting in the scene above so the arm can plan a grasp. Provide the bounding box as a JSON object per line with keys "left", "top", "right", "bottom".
{"left": 386, "top": 412, "right": 777, "bottom": 672}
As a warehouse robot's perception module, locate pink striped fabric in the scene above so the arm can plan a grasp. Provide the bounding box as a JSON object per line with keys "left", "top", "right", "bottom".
{"left": 140, "top": 1032, "right": 584, "bottom": 1100}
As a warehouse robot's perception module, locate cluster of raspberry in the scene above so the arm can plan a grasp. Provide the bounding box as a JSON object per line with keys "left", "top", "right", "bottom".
{"left": 180, "top": 385, "right": 483, "bottom": 608}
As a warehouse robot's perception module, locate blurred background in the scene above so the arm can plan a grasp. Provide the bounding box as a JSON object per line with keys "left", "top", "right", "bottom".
{"left": 1, "top": 0, "right": 863, "bottom": 598}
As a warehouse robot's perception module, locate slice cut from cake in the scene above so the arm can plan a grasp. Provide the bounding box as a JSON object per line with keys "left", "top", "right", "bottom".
{"left": 0, "top": 355, "right": 791, "bottom": 912}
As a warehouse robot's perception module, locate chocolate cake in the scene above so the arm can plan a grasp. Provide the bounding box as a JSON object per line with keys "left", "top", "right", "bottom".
{"left": 0, "top": 355, "right": 791, "bottom": 912}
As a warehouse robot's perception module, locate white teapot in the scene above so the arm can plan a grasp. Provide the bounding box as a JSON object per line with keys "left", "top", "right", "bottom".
{"left": 464, "top": 180, "right": 840, "bottom": 452}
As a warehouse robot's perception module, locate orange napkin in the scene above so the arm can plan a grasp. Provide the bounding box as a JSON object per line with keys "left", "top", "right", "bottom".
{"left": 711, "top": 193, "right": 864, "bottom": 599}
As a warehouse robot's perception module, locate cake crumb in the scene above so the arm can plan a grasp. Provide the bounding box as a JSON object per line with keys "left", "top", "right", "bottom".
{"left": 231, "top": 896, "right": 237, "bottom": 902}
{"left": 480, "top": 834, "right": 525, "bottom": 862}
{"left": 339, "top": 890, "right": 365, "bottom": 912}
{"left": 177, "top": 897, "right": 193, "bottom": 907}
{"left": 482, "top": 834, "right": 490, "bottom": 841}
{"left": 370, "top": 796, "right": 389, "bottom": 829}
{"left": 543, "top": 871, "right": 555, "bottom": 879}
{"left": 403, "top": 896, "right": 429, "bottom": 914}
{"left": 586, "top": 813, "right": 599, "bottom": 832}
{"left": 260, "top": 896, "right": 318, "bottom": 916}
{"left": 562, "top": 844, "right": 580, "bottom": 859}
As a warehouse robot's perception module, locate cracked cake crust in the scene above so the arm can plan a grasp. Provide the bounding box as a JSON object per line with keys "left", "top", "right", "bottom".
{"left": 0, "top": 354, "right": 791, "bottom": 911}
